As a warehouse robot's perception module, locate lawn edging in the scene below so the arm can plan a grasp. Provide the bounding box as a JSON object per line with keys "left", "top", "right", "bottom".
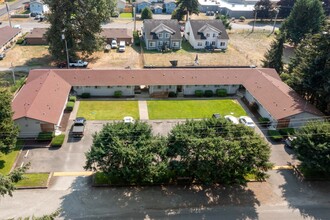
{"left": 15, "top": 172, "right": 53, "bottom": 189}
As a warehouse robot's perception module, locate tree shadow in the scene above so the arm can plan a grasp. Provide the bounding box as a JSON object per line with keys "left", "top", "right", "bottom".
{"left": 0, "top": 160, "right": 5, "bottom": 170}
{"left": 59, "top": 177, "right": 260, "bottom": 219}
{"left": 277, "top": 170, "right": 330, "bottom": 219}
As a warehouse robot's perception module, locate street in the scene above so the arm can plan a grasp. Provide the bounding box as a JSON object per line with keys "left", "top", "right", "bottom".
{"left": 0, "top": 0, "right": 27, "bottom": 17}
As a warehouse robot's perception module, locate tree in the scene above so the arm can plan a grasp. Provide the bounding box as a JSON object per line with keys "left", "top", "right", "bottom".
{"left": 0, "top": 89, "right": 19, "bottom": 154}
{"left": 292, "top": 121, "right": 330, "bottom": 174}
{"left": 167, "top": 119, "right": 272, "bottom": 184}
{"left": 255, "top": 0, "right": 274, "bottom": 20}
{"left": 0, "top": 164, "right": 29, "bottom": 197}
{"left": 262, "top": 33, "right": 285, "bottom": 73}
{"left": 44, "top": 0, "right": 114, "bottom": 60}
{"left": 176, "top": 0, "right": 200, "bottom": 21}
{"left": 281, "top": 0, "right": 325, "bottom": 45}
{"left": 286, "top": 31, "right": 330, "bottom": 113}
{"left": 141, "top": 7, "right": 153, "bottom": 20}
{"left": 276, "top": 0, "right": 294, "bottom": 18}
{"left": 84, "top": 121, "right": 168, "bottom": 184}
{"left": 215, "top": 14, "right": 232, "bottom": 30}
{"left": 171, "top": 8, "right": 185, "bottom": 21}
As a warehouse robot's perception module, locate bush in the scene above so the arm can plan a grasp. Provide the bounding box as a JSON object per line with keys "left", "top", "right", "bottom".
{"left": 51, "top": 134, "right": 65, "bottom": 147}
{"left": 168, "top": 91, "right": 177, "bottom": 97}
{"left": 37, "top": 132, "right": 54, "bottom": 141}
{"left": 66, "top": 101, "right": 75, "bottom": 112}
{"left": 133, "top": 31, "right": 140, "bottom": 46}
{"left": 267, "top": 130, "right": 283, "bottom": 142}
{"left": 81, "top": 93, "right": 90, "bottom": 98}
{"left": 278, "top": 128, "right": 295, "bottom": 137}
{"left": 259, "top": 117, "right": 271, "bottom": 127}
{"left": 114, "top": 90, "right": 122, "bottom": 98}
{"left": 69, "top": 95, "right": 76, "bottom": 102}
{"left": 195, "top": 90, "right": 203, "bottom": 97}
{"left": 239, "top": 16, "right": 246, "bottom": 21}
{"left": 16, "top": 38, "right": 24, "bottom": 44}
{"left": 204, "top": 90, "right": 214, "bottom": 97}
{"left": 216, "top": 89, "right": 227, "bottom": 97}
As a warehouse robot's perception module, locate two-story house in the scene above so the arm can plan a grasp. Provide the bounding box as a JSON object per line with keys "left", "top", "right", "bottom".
{"left": 184, "top": 20, "right": 229, "bottom": 50}
{"left": 164, "top": 0, "right": 176, "bottom": 14}
{"left": 134, "top": 0, "right": 151, "bottom": 13}
{"left": 30, "top": 0, "right": 49, "bottom": 14}
{"left": 142, "top": 19, "right": 182, "bottom": 50}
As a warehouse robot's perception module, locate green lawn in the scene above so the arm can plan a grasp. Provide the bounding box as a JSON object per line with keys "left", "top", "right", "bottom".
{"left": 0, "top": 141, "right": 23, "bottom": 175}
{"left": 147, "top": 99, "right": 246, "bottom": 119}
{"left": 119, "top": 13, "right": 133, "bottom": 18}
{"left": 15, "top": 173, "right": 50, "bottom": 188}
{"left": 77, "top": 101, "right": 139, "bottom": 120}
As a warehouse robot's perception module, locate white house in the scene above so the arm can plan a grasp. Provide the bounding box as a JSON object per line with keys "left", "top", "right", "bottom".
{"left": 184, "top": 20, "right": 229, "bottom": 50}
{"left": 30, "top": 0, "right": 49, "bottom": 14}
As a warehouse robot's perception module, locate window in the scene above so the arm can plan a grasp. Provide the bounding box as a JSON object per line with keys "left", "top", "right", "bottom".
{"left": 127, "top": 86, "right": 131, "bottom": 88}
{"left": 205, "top": 41, "right": 209, "bottom": 46}
{"left": 95, "top": 86, "right": 98, "bottom": 89}
{"left": 165, "top": 33, "right": 170, "bottom": 38}
{"left": 86, "top": 86, "right": 90, "bottom": 88}
{"left": 149, "top": 42, "right": 155, "bottom": 47}
{"left": 172, "top": 42, "right": 178, "bottom": 47}
{"left": 206, "top": 33, "right": 210, "bottom": 37}
{"left": 211, "top": 41, "right": 215, "bottom": 46}
{"left": 169, "top": 85, "right": 172, "bottom": 89}
{"left": 197, "top": 42, "right": 202, "bottom": 46}
{"left": 213, "top": 33, "right": 216, "bottom": 37}
{"left": 158, "top": 33, "right": 163, "bottom": 38}
{"left": 107, "top": 86, "right": 112, "bottom": 88}
{"left": 157, "top": 85, "right": 162, "bottom": 89}
{"left": 158, "top": 41, "right": 163, "bottom": 46}
{"left": 220, "top": 42, "right": 226, "bottom": 46}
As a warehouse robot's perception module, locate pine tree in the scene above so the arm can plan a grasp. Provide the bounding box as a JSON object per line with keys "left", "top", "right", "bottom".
{"left": 141, "top": 7, "right": 153, "bottom": 20}
{"left": 262, "top": 33, "right": 285, "bottom": 73}
{"left": 176, "top": 0, "right": 200, "bottom": 21}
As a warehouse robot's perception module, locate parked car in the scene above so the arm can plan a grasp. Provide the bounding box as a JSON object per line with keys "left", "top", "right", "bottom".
{"left": 13, "top": 24, "right": 21, "bottom": 29}
{"left": 212, "top": 113, "right": 221, "bottom": 119}
{"left": 111, "top": 40, "right": 118, "bottom": 49}
{"left": 224, "top": 115, "right": 239, "bottom": 124}
{"left": 239, "top": 116, "right": 256, "bottom": 128}
{"left": 69, "top": 60, "right": 88, "bottom": 68}
{"left": 0, "top": 53, "right": 6, "bottom": 60}
{"left": 72, "top": 117, "right": 86, "bottom": 138}
{"left": 118, "top": 41, "right": 126, "bottom": 52}
{"left": 284, "top": 136, "right": 297, "bottom": 148}
{"left": 123, "top": 116, "right": 135, "bottom": 124}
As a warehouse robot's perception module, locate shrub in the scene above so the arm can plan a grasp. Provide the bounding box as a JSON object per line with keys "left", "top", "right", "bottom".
{"left": 195, "top": 90, "right": 203, "bottom": 97}
{"left": 16, "top": 38, "right": 24, "bottom": 44}
{"left": 267, "top": 130, "right": 283, "bottom": 142}
{"left": 259, "top": 117, "right": 271, "bottom": 127}
{"left": 278, "top": 128, "right": 295, "bottom": 137}
{"left": 204, "top": 90, "right": 214, "bottom": 97}
{"left": 133, "top": 31, "right": 140, "bottom": 46}
{"left": 66, "top": 101, "right": 75, "bottom": 112}
{"left": 81, "top": 93, "right": 90, "bottom": 98}
{"left": 114, "top": 90, "right": 122, "bottom": 98}
{"left": 69, "top": 95, "right": 76, "bottom": 102}
{"left": 51, "top": 134, "right": 65, "bottom": 147}
{"left": 239, "top": 16, "right": 246, "bottom": 21}
{"left": 216, "top": 89, "right": 227, "bottom": 97}
{"left": 37, "top": 132, "right": 54, "bottom": 141}
{"left": 168, "top": 91, "right": 177, "bottom": 97}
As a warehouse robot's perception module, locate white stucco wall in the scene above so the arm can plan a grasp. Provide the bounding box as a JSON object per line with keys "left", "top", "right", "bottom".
{"left": 183, "top": 85, "right": 239, "bottom": 95}
{"left": 73, "top": 86, "right": 134, "bottom": 96}
{"left": 149, "top": 85, "right": 177, "bottom": 93}
{"left": 287, "top": 112, "right": 323, "bottom": 128}
{"left": 15, "top": 117, "right": 54, "bottom": 138}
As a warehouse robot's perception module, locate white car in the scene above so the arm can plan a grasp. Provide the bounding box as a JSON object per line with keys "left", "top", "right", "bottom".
{"left": 123, "top": 116, "right": 135, "bottom": 124}
{"left": 111, "top": 40, "right": 118, "bottom": 49}
{"left": 239, "top": 116, "right": 256, "bottom": 128}
{"left": 118, "top": 41, "right": 126, "bottom": 52}
{"left": 224, "top": 115, "right": 239, "bottom": 124}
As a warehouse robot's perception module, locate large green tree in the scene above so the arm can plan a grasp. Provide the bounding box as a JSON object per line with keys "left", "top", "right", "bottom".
{"left": 255, "top": 0, "right": 274, "bottom": 20}
{"left": 262, "top": 33, "right": 285, "bottom": 73}
{"left": 281, "top": 0, "right": 325, "bottom": 45}
{"left": 0, "top": 165, "right": 29, "bottom": 197}
{"left": 167, "top": 119, "right": 272, "bottom": 184}
{"left": 44, "top": 0, "right": 114, "bottom": 60}
{"left": 176, "top": 0, "right": 200, "bottom": 21}
{"left": 292, "top": 121, "right": 330, "bottom": 174}
{"left": 141, "top": 7, "right": 153, "bottom": 20}
{"left": 215, "top": 14, "right": 232, "bottom": 30}
{"left": 286, "top": 31, "right": 330, "bottom": 113}
{"left": 84, "top": 121, "right": 168, "bottom": 184}
{"left": 171, "top": 8, "right": 185, "bottom": 21}
{"left": 0, "top": 89, "right": 19, "bottom": 154}
{"left": 276, "top": 0, "right": 294, "bottom": 18}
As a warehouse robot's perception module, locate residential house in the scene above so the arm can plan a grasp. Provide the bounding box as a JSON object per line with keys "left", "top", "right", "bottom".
{"left": 102, "top": 28, "right": 133, "bottom": 45}
{"left": 134, "top": 0, "right": 151, "bottom": 13}
{"left": 164, "top": 0, "right": 176, "bottom": 14}
{"left": 142, "top": 19, "right": 182, "bottom": 50}
{"left": 12, "top": 68, "right": 324, "bottom": 137}
{"left": 152, "top": 4, "right": 163, "bottom": 14}
{"left": 30, "top": 0, "right": 49, "bottom": 14}
{"left": 25, "top": 28, "right": 48, "bottom": 45}
{"left": 0, "top": 26, "right": 21, "bottom": 53}
{"left": 184, "top": 19, "right": 229, "bottom": 50}
{"left": 117, "top": 0, "right": 126, "bottom": 12}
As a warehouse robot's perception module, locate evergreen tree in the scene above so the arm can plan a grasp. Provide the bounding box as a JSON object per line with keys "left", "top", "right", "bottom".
{"left": 171, "top": 8, "right": 185, "bottom": 21}
{"left": 44, "top": 0, "right": 114, "bottom": 60}
{"left": 281, "top": 0, "right": 325, "bottom": 45}
{"left": 176, "top": 0, "right": 200, "bottom": 21}
{"left": 215, "top": 14, "right": 232, "bottom": 30}
{"left": 276, "top": 0, "right": 294, "bottom": 18}
{"left": 255, "top": 0, "right": 273, "bottom": 20}
{"left": 141, "top": 7, "right": 153, "bottom": 20}
{"left": 262, "top": 33, "right": 285, "bottom": 73}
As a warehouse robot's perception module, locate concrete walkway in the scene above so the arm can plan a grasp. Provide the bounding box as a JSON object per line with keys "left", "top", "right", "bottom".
{"left": 69, "top": 101, "right": 80, "bottom": 120}
{"left": 138, "top": 100, "right": 149, "bottom": 120}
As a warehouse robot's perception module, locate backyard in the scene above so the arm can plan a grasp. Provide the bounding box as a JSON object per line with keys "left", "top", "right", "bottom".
{"left": 77, "top": 100, "right": 139, "bottom": 120}
{"left": 147, "top": 99, "right": 247, "bottom": 120}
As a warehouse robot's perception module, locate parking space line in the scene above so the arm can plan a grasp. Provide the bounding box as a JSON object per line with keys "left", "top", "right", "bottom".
{"left": 53, "top": 171, "right": 94, "bottom": 177}
{"left": 272, "top": 165, "right": 293, "bottom": 170}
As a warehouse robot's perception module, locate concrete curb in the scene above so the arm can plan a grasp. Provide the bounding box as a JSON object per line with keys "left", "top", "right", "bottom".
{"left": 16, "top": 172, "right": 52, "bottom": 190}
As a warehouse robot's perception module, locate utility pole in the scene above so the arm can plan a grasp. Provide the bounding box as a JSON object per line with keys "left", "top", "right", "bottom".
{"left": 61, "top": 33, "right": 70, "bottom": 69}
{"left": 271, "top": 8, "right": 279, "bottom": 34}
{"left": 10, "top": 62, "right": 15, "bottom": 84}
{"left": 5, "top": 2, "right": 12, "bottom": 27}
{"left": 133, "top": 6, "right": 136, "bottom": 31}
{"left": 252, "top": 9, "right": 257, "bottom": 33}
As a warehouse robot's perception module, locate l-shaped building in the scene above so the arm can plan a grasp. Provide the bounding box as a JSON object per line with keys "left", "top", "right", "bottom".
{"left": 12, "top": 68, "right": 323, "bottom": 137}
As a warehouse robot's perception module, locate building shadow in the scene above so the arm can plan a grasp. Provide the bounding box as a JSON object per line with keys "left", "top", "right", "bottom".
{"left": 59, "top": 177, "right": 260, "bottom": 219}
{"left": 277, "top": 169, "right": 330, "bottom": 219}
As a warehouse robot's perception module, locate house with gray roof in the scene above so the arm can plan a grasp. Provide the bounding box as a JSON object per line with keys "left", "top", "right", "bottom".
{"left": 164, "top": 0, "right": 176, "bottom": 14}
{"left": 184, "top": 19, "right": 229, "bottom": 50}
{"left": 142, "top": 19, "right": 182, "bottom": 50}
{"left": 134, "top": 0, "right": 151, "bottom": 13}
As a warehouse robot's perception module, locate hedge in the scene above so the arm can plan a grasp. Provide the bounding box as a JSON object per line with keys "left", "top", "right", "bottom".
{"left": 37, "top": 132, "right": 54, "bottom": 141}
{"left": 279, "top": 128, "right": 295, "bottom": 137}
{"left": 259, "top": 117, "right": 271, "bottom": 127}
{"left": 66, "top": 101, "right": 75, "bottom": 112}
{"left": 267, "top": 130, "right": 283, "bottom": 142}
{"left": 168, "top": 91, "right": 177, "bottom": 97}
{"left": 133, "top": 31, "right": 140, "bottom": 46}
{"left": 195, "top": 90, "right": 203, "bottom": 97}
{"left": 69, "top": 95, "right": 76, "bottom": 102}
{"left": 16, "top": 38, "right": 24, "bottom": 44}
{"left": 114, "top": 90, "right": 122, "bottom": 98}
{"left": 81, "top": 93, "right": 90, "bottom": 98}
{"left": 216, "top": 89, "right": 227, "bottom": 97}
{"left": 51, "top": 134, "right": 65, "bottom": 147}
{"left": 204, "top": 90, "right": 214, "bottom": 97}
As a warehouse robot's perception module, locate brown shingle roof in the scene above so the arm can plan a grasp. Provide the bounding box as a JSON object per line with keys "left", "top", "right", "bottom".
{"left": 101, "top": 28, "right": 133, "bottom": 39}
{"left": 13, "top": 68, "right": 323, "bottom": 123}
{"left": 25, "top": 28, "right": 48, "bottom": 39}
{"left": 0, "top": 26, "right": 21, "bottom": 48}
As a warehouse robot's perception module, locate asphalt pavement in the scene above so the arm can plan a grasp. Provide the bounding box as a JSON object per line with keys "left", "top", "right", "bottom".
{"left": 0, "top": 0, "right": 27, "bottom": 17}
